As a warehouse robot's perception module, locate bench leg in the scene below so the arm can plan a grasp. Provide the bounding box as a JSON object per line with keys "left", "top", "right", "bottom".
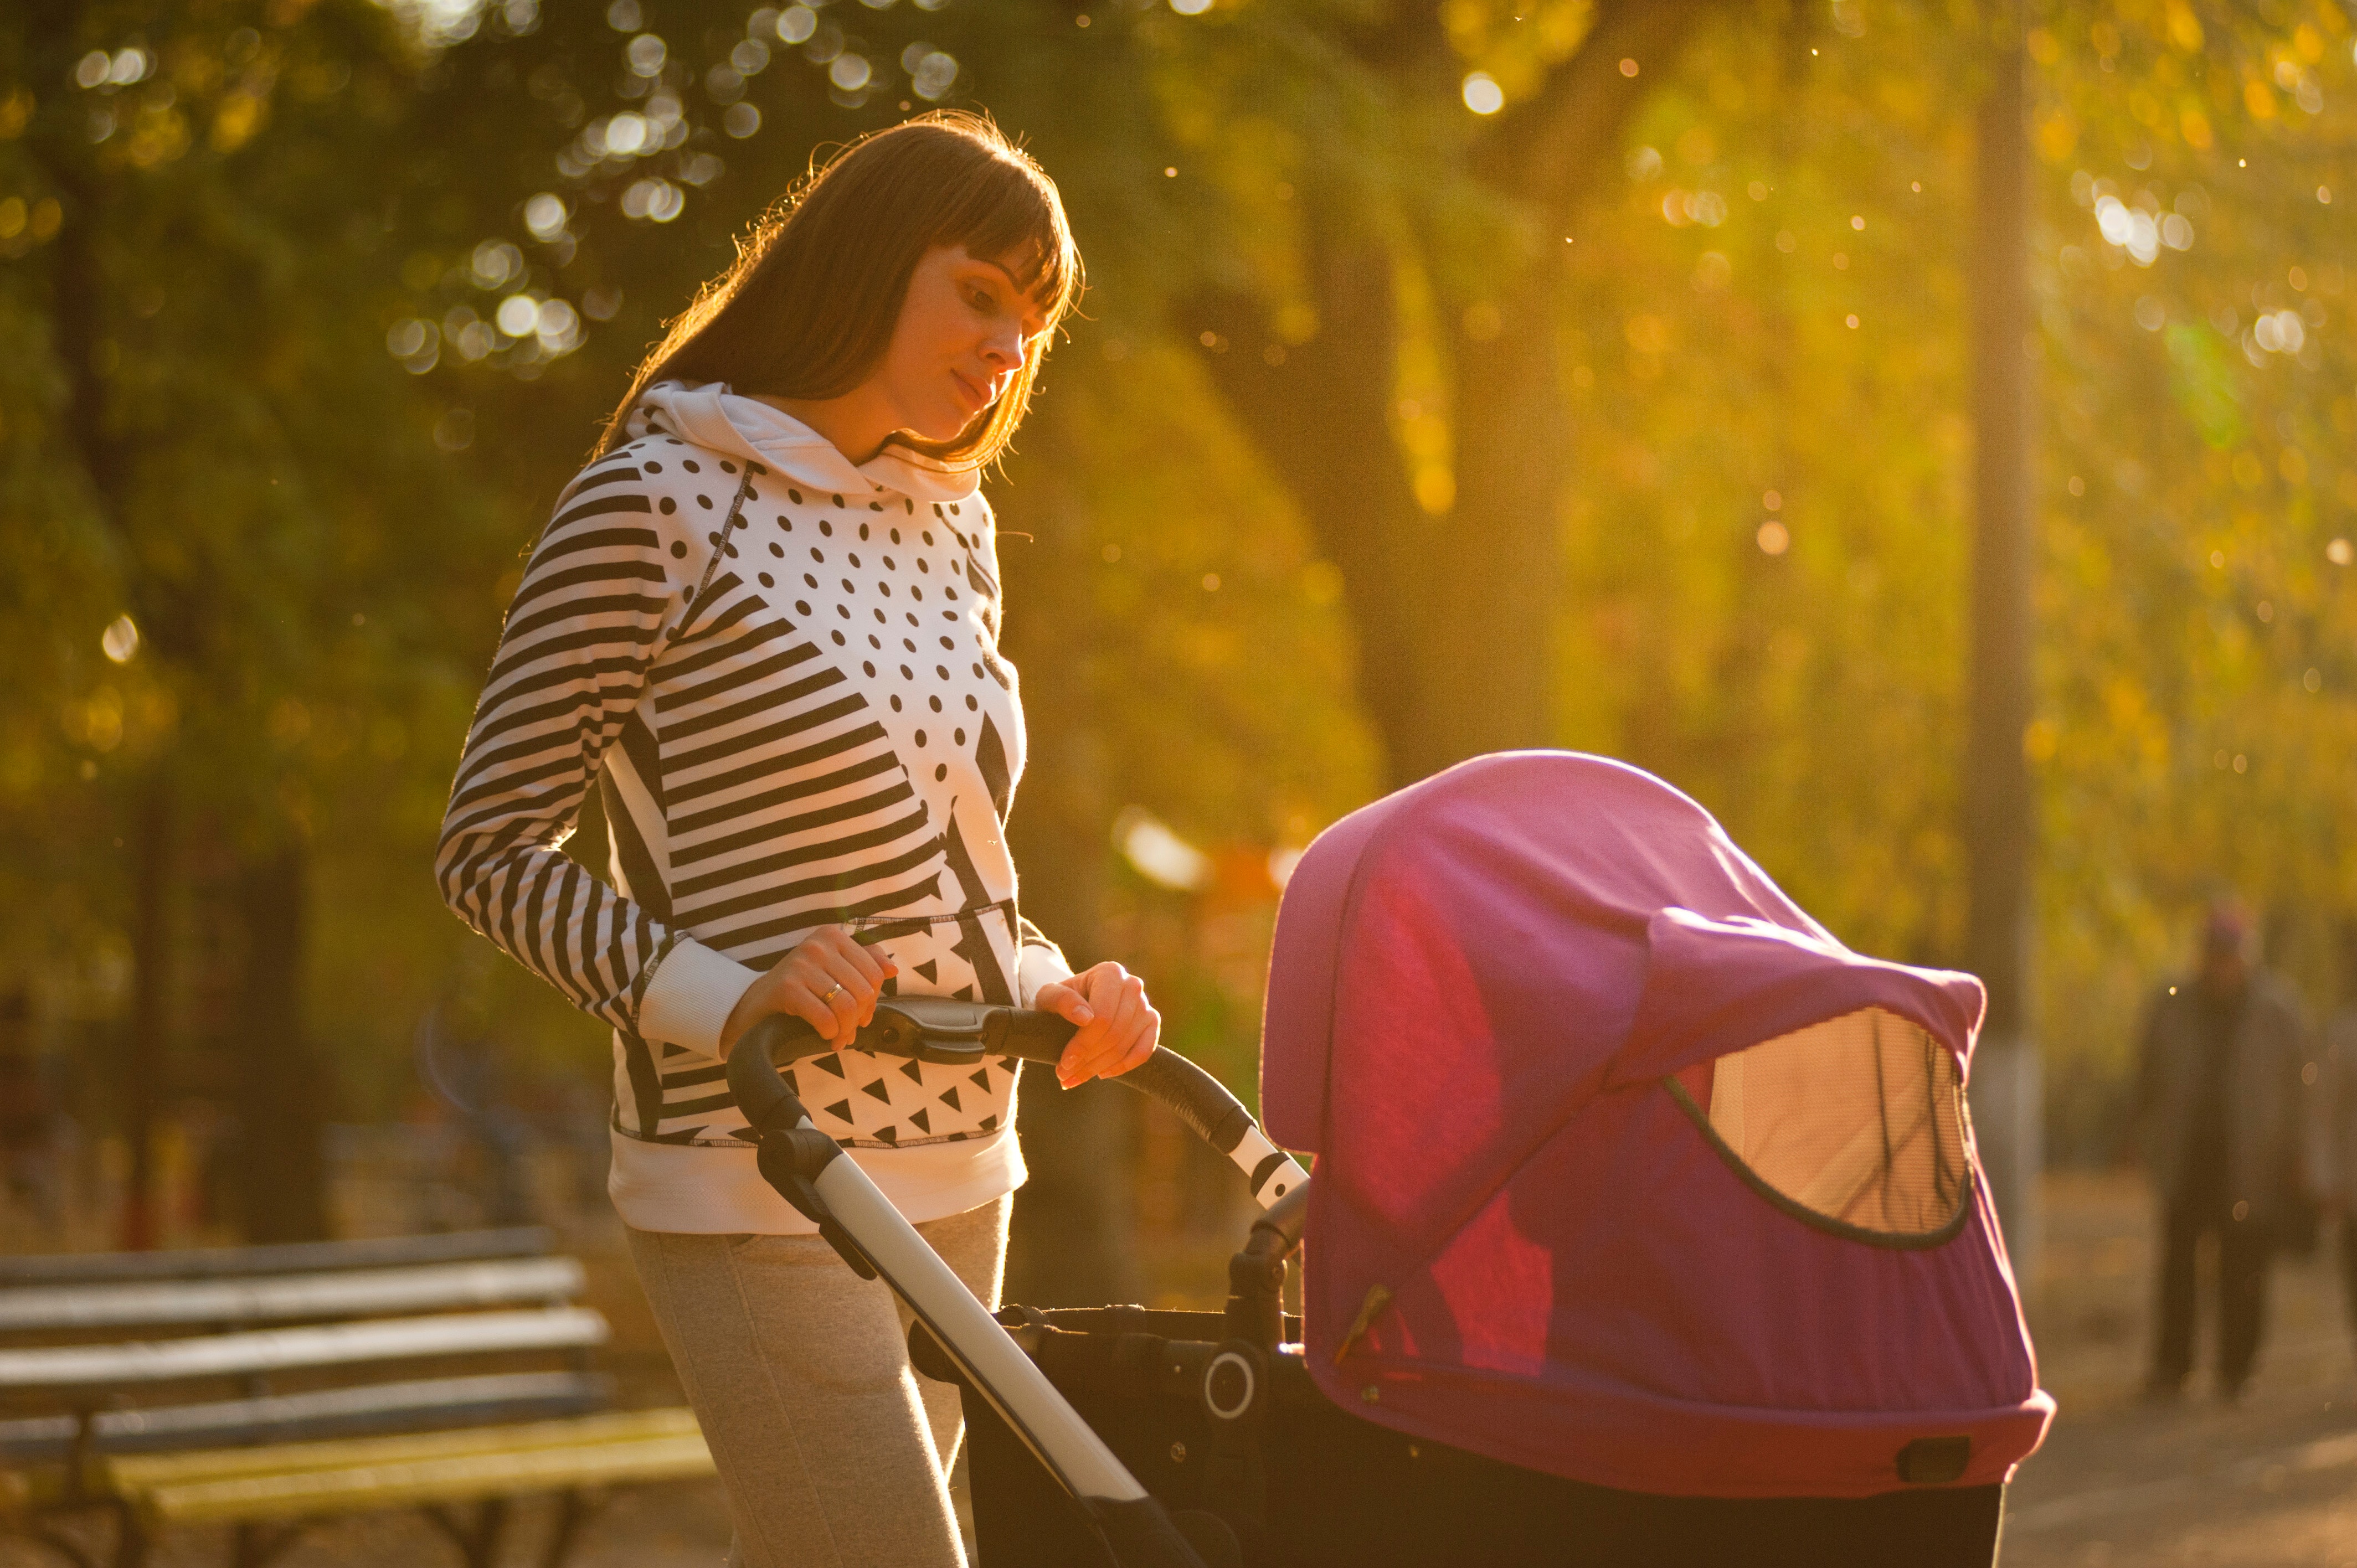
{"left": 229, "top": 1521, "right": 307, "bottom": 1568}
{"left": 422, "top": 1499, "right": 509, "bottom": 1568}
{"left": 539, "top": 1489, "right": 608, "bottom": 1568}
{"left": 104, "top": 1500, "right": 146, "bottom": 1568}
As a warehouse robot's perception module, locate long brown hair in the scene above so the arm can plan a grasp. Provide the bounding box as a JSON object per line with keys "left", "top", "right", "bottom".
{"left": 595, "top": 110, "right": 1083, "bottom": 465}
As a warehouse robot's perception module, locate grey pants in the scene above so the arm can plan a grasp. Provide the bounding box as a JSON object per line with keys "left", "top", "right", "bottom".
{"left": 626, "top": 1194, "right": 1010, "bottom": 1568}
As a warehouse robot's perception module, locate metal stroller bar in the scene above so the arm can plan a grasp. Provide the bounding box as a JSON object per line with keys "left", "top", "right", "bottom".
{"left": 725, "top": 998, "right": 1309, "bottom": 1568}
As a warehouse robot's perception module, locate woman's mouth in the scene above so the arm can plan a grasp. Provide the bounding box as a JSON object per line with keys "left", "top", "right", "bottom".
{"left": 949, "top": 369, "right": 988, "bottom": 411}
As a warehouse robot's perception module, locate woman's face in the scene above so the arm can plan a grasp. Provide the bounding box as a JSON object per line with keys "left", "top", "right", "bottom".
{"left": 871, "top": 243, "right": 1051, "bottom": 443}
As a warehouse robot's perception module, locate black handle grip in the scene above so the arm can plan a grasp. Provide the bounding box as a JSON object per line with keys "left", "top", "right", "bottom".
{"left": 728, "top": 1004, "right": 1257, "bottom": 1156}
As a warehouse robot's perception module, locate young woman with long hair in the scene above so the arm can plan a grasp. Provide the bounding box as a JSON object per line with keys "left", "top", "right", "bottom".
{"left": 436, "top": 111, "right": 1159, "bottom": 1566}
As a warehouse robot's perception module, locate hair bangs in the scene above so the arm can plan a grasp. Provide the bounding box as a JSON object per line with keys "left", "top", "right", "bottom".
{"left": 932, "top": 157, "right": 1083, "bottom": 331}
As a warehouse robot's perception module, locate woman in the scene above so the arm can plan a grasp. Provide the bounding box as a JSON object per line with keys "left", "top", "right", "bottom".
{"left": 435, "top": 111, "right": 1159, "bottom": 1567}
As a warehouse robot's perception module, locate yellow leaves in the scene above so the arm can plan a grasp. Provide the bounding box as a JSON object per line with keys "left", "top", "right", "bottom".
{"left": 62, "top": 688, "right": 125, "bottom": 752}
{"left": 2180, "top": 104, "right": 2214, "bottom": 149}
{"left": 2231, "top": 451, "right": 2266, "bottom": 488}
{"left": 1412, "top": 469, "right": 1455, "bottom": 514}
{"left": 2163, "top": 0, "right": 2204, "bottom": 53}
{"left": 0, "top": 89, "right": 33, "bottom": 139}
{"left": 2026, "top": 28, "right": 2061, "bottom": 66}
{"left": 212, "top": 91, "right": 266, "bottom": 152}
{"left": 1623, "top": 313, "right": 1676, "bottom": 354}
{"left": 1441, "top": 0, "right": 1593, "bottom": 96}
{"left": 1676, "top": 126, "right": 1716, "bottom": 166}
{"left": 125, "top": 102, "right": 192, "bottom": 170}
{"left": 0, "top": 195, "right": 64, "bottom": 259}
{"left": 2022, "top": 718, "right": 2058, "bottom": 764}
{"left": 2293, "top": 23, "right": 2325, "bottom": 61}
{"left": 2037, "top": 111, "right": 2077, "bottom": 161}
{"left": 1299, "top": 561, "right": 1343, "bottom": 607}
{"left": 2129, "top": 89, "right": 2164, "bottom": 128}
{"left": 2278, "top": 447, "right": 2308, "bottom": 486}
{"left": 2243, "top": 77, "right": 2277, "bottom": 119}
{"left": 267, "top": 697, "right": 312, "bottom": 750}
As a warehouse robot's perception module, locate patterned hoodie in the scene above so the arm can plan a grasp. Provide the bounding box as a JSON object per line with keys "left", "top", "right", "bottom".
{"left": 436, "top": 381, "right": 1070, "bottom": 1233}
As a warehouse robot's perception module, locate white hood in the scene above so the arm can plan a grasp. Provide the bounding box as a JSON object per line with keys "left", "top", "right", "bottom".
{"left": 635, "top": 380, "right": 982, "bottom": 507}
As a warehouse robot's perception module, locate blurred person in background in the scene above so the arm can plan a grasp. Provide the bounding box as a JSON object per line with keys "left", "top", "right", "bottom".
{"left": 2322, "top": 921, "right": 2357, "bottom": 1366}
{"left": 2134, "top": 902, "right": 2311, "bottom": 1403}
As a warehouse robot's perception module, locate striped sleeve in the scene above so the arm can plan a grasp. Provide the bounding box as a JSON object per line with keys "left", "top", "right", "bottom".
{"left": 434, "top": 455, "right": 686, "bottom": 1035}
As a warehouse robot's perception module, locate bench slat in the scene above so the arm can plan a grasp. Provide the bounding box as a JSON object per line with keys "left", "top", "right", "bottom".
{"left": 0, "top": 1372, "right": 614, "bottom": 1464}
{"left": 107, "top": 1409, "right": 700, "bottom": 1490}
{"left": 138, "top": 1432, "right": 715, "bottom": 1525}
{"left": 0, "top": 1308, "right": 608, "bottom": 1392}
{"left": 0, "top": 1257, "right": 586, "bottom": 1333}
{"left": 0, "top": 1229, "right": 554, "bottom": 1287}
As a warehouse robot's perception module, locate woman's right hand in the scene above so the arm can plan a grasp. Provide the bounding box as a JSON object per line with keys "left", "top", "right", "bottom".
{"left": 717, "top": 925, "right": 897, "bottom": 1059}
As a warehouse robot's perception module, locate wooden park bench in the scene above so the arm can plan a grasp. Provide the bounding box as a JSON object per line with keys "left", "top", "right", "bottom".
{"left": 0, "top": 1227, "right": 713, "bottom": 1567}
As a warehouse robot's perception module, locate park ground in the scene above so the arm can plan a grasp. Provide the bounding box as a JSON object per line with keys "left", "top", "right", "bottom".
{"left": 5, "top": 1169, "right": 2353, "bottom": 1567}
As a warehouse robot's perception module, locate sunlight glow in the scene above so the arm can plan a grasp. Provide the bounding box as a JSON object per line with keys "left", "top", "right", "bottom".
{"left": 1115, "top": 808, "right": 1213, "bottom": 893}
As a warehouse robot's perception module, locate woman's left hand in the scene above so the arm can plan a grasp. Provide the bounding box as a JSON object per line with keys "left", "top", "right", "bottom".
{"left": 1034, "top": 962, "right": 1160, "bottom": 1087}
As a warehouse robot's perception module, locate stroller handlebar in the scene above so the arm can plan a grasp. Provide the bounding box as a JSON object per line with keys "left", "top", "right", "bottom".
{"left": 728, "top": 999, "right": 1310, "bottom": 1211}
{"left": 722, "top": 998, "right": 1285, "bottom": 1568}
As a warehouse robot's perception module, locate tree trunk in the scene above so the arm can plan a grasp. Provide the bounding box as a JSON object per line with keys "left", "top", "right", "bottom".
{"left": 1962, "top": 33, "right": 2041, "bottom": 1290}
{"left": 1185, "top": 231, "right": 1431, "bottom": 784}
{"left": 233, "top": 840, "right": 332, "bottom": 1243}
{"left": 1186, "top": 0, "right": 1716, "bottom": 787}
{"left": 118, "top": 783, "right": 171, "bottom": 1249}
{"left": 1425, "top": 270, "right": 1573, "bottom": 776}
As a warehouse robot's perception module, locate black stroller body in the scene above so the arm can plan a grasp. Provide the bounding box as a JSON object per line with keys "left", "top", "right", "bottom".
{"left": 931, "top": 1303, "right": 2002, "bottom": 1567}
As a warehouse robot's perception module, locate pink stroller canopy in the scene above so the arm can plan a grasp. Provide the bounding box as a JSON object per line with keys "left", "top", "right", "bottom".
{"left": 1261, "top": 753, "right": 2052, "bottom": 1498}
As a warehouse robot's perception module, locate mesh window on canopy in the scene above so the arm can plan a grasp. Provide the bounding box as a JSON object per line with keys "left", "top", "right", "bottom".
{"left": 1672, "top": 1007, "right": 1970, "bottom": 1243}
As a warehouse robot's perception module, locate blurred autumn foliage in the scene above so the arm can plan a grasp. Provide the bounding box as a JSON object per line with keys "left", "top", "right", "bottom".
{"left": 0, "top": 0, "right": 2351, "bottom": 1246}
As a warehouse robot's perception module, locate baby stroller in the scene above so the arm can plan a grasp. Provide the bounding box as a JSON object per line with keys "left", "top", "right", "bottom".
{"left": 727, "top": 752, "right": 2054, "bottom": 1567}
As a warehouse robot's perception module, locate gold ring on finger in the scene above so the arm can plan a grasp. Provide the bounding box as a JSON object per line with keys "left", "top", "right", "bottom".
{"left": 821, "top": 983, "right": 846, "bottom": 1004}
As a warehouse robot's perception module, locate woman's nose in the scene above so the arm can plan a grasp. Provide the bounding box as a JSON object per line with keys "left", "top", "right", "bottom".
{"left": 982, "top": 322, "right": 1028, "bottom": 375}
